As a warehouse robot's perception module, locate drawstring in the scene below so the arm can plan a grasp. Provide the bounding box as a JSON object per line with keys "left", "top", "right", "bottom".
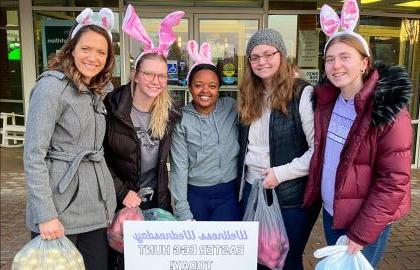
{"left": 212, "top": 111, "right": 221, "bottom": 144}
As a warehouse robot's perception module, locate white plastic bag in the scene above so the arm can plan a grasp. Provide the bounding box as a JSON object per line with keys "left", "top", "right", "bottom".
{"left": 314, "top": 235, "right": 373, "bottom": 270}
{"left": 243, "top": 181, "right": 289, "bottom": 270}
{"left": 12, "top": 235, "right": 85, "bottom": 270}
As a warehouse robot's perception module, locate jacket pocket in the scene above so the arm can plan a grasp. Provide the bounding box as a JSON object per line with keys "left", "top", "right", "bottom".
{"left": 189, "top": 149, "right": 219, "bottom": 178}
{"left": 275, "top": 178, "right": 306, "bottom": 207}
{"left": 50, "top": 170, "right": 80, "bottom": 215}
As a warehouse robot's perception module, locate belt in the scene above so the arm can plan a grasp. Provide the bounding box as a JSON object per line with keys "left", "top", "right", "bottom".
{"left": 47, "top": 148, "right": 107, "bottom": 200}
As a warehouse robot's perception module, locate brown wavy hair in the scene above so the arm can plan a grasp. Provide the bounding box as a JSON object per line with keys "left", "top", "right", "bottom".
{"left": 48, "top": 24, "right": 115, "bottom": 94}
{"left": 325, "top": 34, "right": 374, "bottom": 81}
{"left": 132, "top": 53, "right": 172, "bottom": 139}
{"left": 238, "top": 51, "right": 298, "bottom": 125}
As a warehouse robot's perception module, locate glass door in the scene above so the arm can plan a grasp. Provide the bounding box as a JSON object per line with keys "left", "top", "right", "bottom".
{"left": 129, "top": 13, "right": 261, "bottom": 105}
{"left": 195, "top": 14, "right": 260, "bottom": 100}
{"left": 359, "top": 17, "right": 420, "bottom": 167}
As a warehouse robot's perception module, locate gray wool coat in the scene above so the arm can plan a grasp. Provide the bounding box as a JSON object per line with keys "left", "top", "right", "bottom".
{"left": 24, "top": 70, "right": 116, "bottom": 234}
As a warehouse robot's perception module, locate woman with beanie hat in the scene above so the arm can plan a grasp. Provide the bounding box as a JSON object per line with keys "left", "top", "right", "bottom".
{"left": 170, "top": 40, "right": 241, "bottom": 221}
{"left": 237, "top": 28, "right": 321, "bottom": 270}
{"left": 304, "top": 1, "right": 412, "bottom": 268}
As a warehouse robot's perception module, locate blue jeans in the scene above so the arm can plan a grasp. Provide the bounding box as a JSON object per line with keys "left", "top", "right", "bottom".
{"left": 322, "top": 208, "right": 391, "bottom": 269}
{"left": 188, "top": 180, "right": 241, "bottom": 221}
{"left": 242, "top": 181, "right": 321, "bottom": 270}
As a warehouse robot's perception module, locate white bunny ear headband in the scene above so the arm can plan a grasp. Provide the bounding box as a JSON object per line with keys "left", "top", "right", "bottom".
{"left": 122, "top": 4, "right": 185, "bottom": 68}
{"left": 321, "top": 0, "right": 370, "bottom": 56}
{"left": 186, "top": 40, "right": 215, "bottom": 85}
{"left": 71, "top": 8, "right": 114, "bottom": 41}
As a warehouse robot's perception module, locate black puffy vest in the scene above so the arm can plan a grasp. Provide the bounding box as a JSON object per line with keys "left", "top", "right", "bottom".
{"left": 238, "top": 78, "right": 310, "bottom": 207}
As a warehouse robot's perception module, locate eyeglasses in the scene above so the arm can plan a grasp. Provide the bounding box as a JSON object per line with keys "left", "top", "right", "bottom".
{"left": 139, "top": 70, "right": 168, "bottom": 83}
{"left": 248, "top": 51, "right": 280, "bottom": 64}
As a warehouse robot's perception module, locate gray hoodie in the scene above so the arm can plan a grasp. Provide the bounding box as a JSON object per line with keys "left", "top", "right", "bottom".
{"left": 170, "top": 97, "right": 239, "bottom": 220}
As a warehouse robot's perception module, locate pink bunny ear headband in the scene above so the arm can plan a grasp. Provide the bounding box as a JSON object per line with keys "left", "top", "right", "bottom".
{"left": 122, "top": 4, "right": 185, "bottom": 68}
{"left": 186, "top": 40, "right": 215, "bottom": 85}
{"left": 71, "top": 8, "right": 114, "bottom": 41}
{"left": 321, "top": 0, "right": 370, "bottom": 56}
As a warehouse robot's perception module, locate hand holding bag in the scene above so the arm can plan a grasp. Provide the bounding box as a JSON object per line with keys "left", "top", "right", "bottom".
{"left": 107, "top": 207, "right": 144, "bottom": 253}
{"left": 12, "top": 235, "right": 85, "bottom": 270}
{"left": 314, "top": 235, "right": 374, "bottom": 270}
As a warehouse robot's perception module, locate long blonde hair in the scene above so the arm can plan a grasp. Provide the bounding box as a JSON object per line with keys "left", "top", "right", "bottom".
{"left": 48, "top": 25, "right": 115, "bottom": 94}
{"left": 133, "top": 53, "right": 172, "bottom": 139}
{"left": 238, "top": 51, "right": 297, "bottom": 125}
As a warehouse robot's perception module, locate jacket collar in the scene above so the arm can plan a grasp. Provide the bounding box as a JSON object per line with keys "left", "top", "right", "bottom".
{"left": 106, "top": 84, "right": 134, "bottom": 125}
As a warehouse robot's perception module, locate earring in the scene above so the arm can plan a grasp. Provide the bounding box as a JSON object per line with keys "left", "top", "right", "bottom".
{"left": 361, "top": 69, "right": 365, "bottom": 74}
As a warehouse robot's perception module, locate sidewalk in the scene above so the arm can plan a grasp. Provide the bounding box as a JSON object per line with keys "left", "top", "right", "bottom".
{"left": 1, "top": 147, "right": 419, "bottom": 269}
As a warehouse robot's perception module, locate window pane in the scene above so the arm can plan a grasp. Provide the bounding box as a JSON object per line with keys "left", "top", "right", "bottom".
{"left": 199, "top": 19, "right": 259, "bottom": 96}
{"left": 358, "top": 17, "right": 419, "bottom": 121}
{"left": 269, "top": 15, "right": 298, "bottom": 60}
{"left": 32, "top": 0, "right": 118, "bottom": 8}
{"left": 269, "top": 14, "right": 322, "bottom": 86}
{"left": 131, "top": 0, "right": 263, "bottom": 8}
{"left": 0, "top": 4, "right": 24, "bottom": 115}
{"left": 195, "top": 0, "right": 263, "bottom": 8}
{"left": 269, "top": 0, "right": 419, "bottom": 14}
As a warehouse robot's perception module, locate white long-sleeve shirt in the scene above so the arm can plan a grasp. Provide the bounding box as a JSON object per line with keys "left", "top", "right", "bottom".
{"left": 244, "top": 85, "right": 314, "bottom": 184}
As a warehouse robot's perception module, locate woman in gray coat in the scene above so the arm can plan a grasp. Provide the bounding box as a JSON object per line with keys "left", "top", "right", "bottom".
{"left": 23, "top": 8, "right": 116, "bottom": 270}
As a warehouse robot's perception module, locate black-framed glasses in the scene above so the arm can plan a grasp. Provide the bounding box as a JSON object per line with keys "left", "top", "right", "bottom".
{"left": 139, "top": 70, "right": 168, "bottom": 83}
{"left": 248, "top": 51, "right": 280, "bottom": 64}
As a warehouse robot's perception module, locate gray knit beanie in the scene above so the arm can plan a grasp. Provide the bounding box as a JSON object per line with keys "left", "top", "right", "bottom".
{"left": 246, "top": 28, "right": 287, "bottom": 57}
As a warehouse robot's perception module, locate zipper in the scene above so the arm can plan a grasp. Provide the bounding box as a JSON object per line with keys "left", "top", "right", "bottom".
{"left": 134, "top": 128, "right": 142, "bottom": 191}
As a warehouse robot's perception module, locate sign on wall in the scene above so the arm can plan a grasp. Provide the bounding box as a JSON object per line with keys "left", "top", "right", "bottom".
{"left": 41, "top": 19, "right": 74, "bottom": 69}
{"left": 168, "top": 60, "right": 179, "bottom": 83}
{"left": 301, "top": 69, "right": 320, "bottom": 86}
{"left": 124, "top": 221, "right": 259, "bottom": 270}
{"left": 298, "top": 30, "right": 319, "bottom": 68}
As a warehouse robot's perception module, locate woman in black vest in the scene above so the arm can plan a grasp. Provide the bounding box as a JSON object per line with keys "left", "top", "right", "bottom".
{"left": 237, "top": 29, "right": 320, "bottom": 270}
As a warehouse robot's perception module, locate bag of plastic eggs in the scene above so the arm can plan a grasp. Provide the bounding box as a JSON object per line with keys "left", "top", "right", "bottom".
{"left": 107, "top": 206, "right": 144, "bottom": 253}
{"left": 12, "top": 235, "right": 84, "bottom": 270}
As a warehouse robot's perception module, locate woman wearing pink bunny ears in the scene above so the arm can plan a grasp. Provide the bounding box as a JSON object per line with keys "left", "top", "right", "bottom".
{"left": 24, "top": 7, "right": 117, "bottom": 270}
{"left": 170, "top": 40, "right": 241, "bottom": 222}
{"left": 103, "top": 5, "right": 184, "bottom": 269}
{"left": 303, "top": 0, "right": 412, "bottom": 268}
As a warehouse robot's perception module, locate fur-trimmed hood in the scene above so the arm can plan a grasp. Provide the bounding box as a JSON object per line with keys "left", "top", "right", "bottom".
{"left": 371, "top": 62, "right": 412, "bottom": 126}
{"left": 312, "top": 62, "right": 412, "bottom": 126}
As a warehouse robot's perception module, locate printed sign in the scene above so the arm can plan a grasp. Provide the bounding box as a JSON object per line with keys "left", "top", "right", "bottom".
{"left": 302, "top": 69, "right": 320, "bottom": 85}
{"left": 222, "top": 63, "right": 237, "bottom": 85}
{"left": 124, "top": 221, "right": 258, "bottom": 270}
{"left": 298, "top": 30, "right": 319, "bottom": 68}
{"left": 41, "top": 19, "right": 74, "bottom": 69}
{"left": 168, "top": 60, "right": 178, "bottom": 82}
